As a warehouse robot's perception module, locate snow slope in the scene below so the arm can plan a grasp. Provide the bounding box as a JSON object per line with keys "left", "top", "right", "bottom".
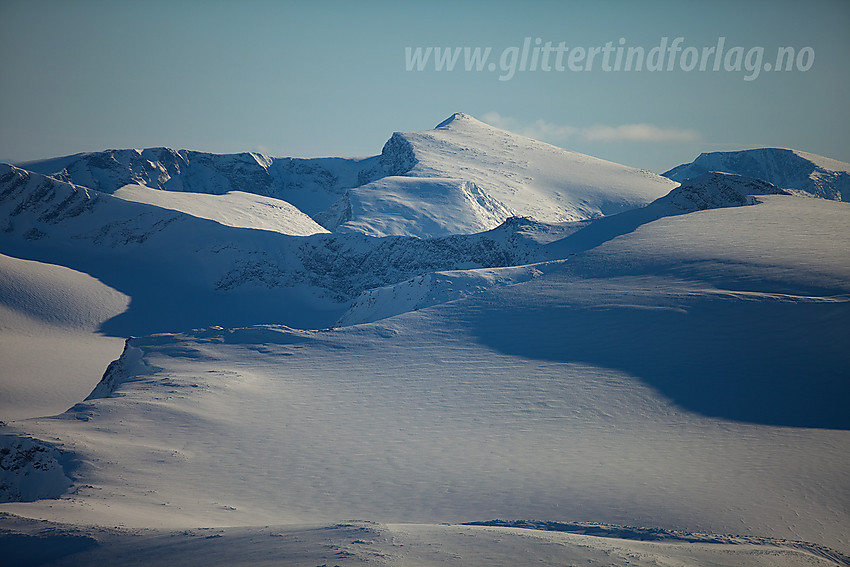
{"left": 112, "top": 184, "right": 328, "bottom": 236}
{"left": 1, "top": 517, "right": 844, "bottom": 566}
{"left": 664, "top": 147, "right": 850, "bottom": 201}
{"left": 543, "top": 171, "right": 790, "bottom": 259}
{"left": 16, "top": 113, "right": 677, "bottom": 239}
{"left": 0, "top": 163, "right": 346, "bottom": 333}
{"left": 337, "top": 262, "right": 553, "bottom": 326}
{"left": 0, "top": 253, "right": 128, "bottom": 421}
{"left": 315, "top": 177, "right": 515, "bottom": 238}
{"left": 340, "top": 172, "right": 789, "bottom": 326}
{"left": 0, "top": 164, "right": 556, "bottom": 336}
{"left": 1, "top": 193, "right": 848, "bottom": 562}
{"left": 407, "top": 113, "right": 678, "bottom": 222}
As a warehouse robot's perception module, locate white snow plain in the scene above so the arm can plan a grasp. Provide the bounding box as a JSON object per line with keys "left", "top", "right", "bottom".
{"left": 1, "top": 115, "right": 849, "bottom": 565}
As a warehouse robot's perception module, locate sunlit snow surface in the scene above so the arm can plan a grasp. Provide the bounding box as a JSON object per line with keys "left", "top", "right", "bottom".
{"left": 329, "top": 113, "right": 677, "bottom": 235}
{"left": 0, "top": 254, "right": 128, "bottom": 420}
{"left": 112, "top": 185, "right": 329, "bottom": 236}
{"left": 1, "top": 116, "right": 849, "bottom": 565}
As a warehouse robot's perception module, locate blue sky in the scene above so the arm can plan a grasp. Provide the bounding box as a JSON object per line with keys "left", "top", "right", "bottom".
{"left": 1, "top": 0, "right": 848, "bottom": 172}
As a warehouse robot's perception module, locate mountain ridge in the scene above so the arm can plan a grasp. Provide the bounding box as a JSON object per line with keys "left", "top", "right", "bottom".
{"left": 12, "top": 113, "right": 677, "bottom": 238}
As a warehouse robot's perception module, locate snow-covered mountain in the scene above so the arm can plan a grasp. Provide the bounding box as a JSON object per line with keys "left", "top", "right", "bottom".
{"left": 0, "top": 163, "right": 554, "bottom": 336}
{"left": 340, "top": 172, "right": 790, "bottom": 326}
{"left": 547, "top": 171, "right": 790, "bottom": 256}
{"left": 3, "top": 186, "right": 848, "bottom": 561}
{"left": 325, "top": 113, "right": 676, "bottom": 237}
{"left": 2, "top": 114, "right": 850, "bottom": 565}
{"left": 17, "top": 113, "right": 678, "bottom": 238}
{"left": 664, "top": 147, "right": 850, "bottom": 201}
{"left": 16, "top": 148, "right": 385, "bottom": 217}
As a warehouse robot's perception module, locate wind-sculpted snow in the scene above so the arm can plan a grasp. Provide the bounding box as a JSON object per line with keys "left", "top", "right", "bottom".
{"left": 7, "top": 258, "right": 849, "bottom": 551}
{"left": 664, "top": 147, "right": 850, "bottom": 201}
{"left": 4, "top": 518, "right": 845, "bottom": 567}
{"left": 0, "top": 252, "right": 129, "bottom": 421}
{"left": 86, "top": 340, "right": 154, "bottom": 400}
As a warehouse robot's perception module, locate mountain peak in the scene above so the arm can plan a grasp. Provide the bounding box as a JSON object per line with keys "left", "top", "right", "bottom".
{"left": 434, "top": 112, "right": 480, "bottom": 129}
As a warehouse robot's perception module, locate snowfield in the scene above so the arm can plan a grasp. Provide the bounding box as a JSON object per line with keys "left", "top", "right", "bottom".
{"left": 112, "top": 184, "right": 330, "bottom": 236}
{"left": 1, "top": 114, "right": 849, "bottom": 565}
{"left": 0, "top": 253, "right": 128, "bottom": 421}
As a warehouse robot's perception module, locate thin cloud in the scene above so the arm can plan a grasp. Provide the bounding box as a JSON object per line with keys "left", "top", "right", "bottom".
{"left": 582, "top": 124, "right": 700, "bottom": 143}
{"left": 480, "top": 113, "right": 700, "bottom": 144}
{"left": 481, "top": 112, "right": 577, "bottom": 142}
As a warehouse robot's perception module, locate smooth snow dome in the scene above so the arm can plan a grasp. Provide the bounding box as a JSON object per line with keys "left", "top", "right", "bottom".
{"left": 0, "top": 253, "right": 128, "bottom": 420}
{"left": 112, "top": 184, "right": 329, "bottom": 236}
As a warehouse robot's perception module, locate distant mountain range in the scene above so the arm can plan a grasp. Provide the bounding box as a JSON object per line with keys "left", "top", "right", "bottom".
{"left": 13, "top": 113, "right": 677, "bottom": 239}
{"left": 3, "top": 114, "right": 847, "bottom": 336}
